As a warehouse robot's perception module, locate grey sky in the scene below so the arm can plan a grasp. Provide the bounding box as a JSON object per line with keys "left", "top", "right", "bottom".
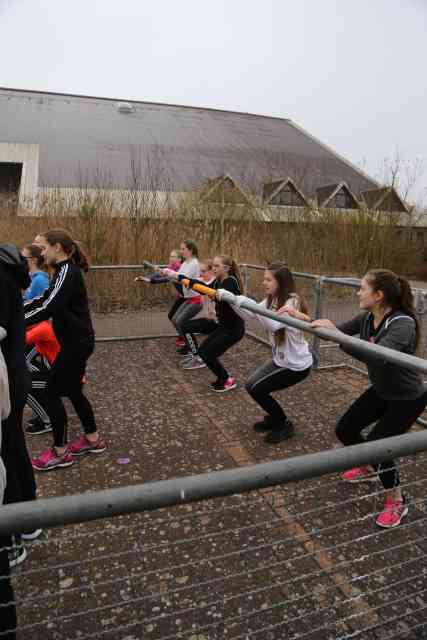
{"left": 1, "top": 0, "right": 426, "bottom": 203}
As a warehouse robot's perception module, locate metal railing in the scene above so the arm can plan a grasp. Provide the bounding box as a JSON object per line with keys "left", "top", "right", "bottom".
{"left": 2, "top": 431, "right": 427, "bottom": 639}
{"left": 4, "top": 262, "right": 425, "bottom": 638}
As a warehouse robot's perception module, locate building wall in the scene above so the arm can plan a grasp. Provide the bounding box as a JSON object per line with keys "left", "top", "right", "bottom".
{"left": 0, "top": 142, "right": 39, "bottom": 210}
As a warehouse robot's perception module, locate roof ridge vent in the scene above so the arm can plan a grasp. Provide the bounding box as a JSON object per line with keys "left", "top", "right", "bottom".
{"left": 117, "top": 102, "right": 134, "bottom": 114}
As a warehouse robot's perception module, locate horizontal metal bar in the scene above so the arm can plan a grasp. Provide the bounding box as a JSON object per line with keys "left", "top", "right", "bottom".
{"left": 218, "top": 290, "right": 427, "bottom": 376}
{"left": 0, "top": 430, "right": 427, "bottom": 536}
{"left": 91, "top": 264, "right": 146, "bottom": 271}
{"left": 95, "top": 333, "right": 176, "bottom": 343}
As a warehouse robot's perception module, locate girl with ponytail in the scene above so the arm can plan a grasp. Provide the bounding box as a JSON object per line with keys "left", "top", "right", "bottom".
{"left": 232, "top": 263, "right": 313, "bottom": 443}
{"left": 24, "top": 229, "right": 105, "bottom": 472}
{"left": 179, "top": 254, "right": 245, "bottom": 392}
{"left": 312, "top": 269, "right": 427, "bottom": 528}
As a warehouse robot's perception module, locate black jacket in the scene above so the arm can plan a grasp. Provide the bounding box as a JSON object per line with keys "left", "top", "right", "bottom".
{"left": 0, "top": 245, "right": 31, "bottom": 403}
{"left": 24, "top": 259, "right": 94, "bottom": 347}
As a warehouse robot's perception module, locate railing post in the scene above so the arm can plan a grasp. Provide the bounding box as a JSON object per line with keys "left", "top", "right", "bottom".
{"left": 311, "top": 276, "right": 324, "bottom": 369}
{"left": 242, "top": 264, "right": 250, "bottom": 296}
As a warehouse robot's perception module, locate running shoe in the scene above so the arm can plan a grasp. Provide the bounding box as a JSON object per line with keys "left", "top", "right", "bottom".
{"left": 9, "top": 542, "right": 27, "bottom": 568}
{"left": 376, "top": 495, "right": 408, "bottom": 528}
{"left": 182, "top": 356, "right": 207, "bottom": 370}
{"left": 68, "top": 435, "right": 107, "bottom": 456}
{"left": 25, "top": 417, "right": 52, "bottom": 435}
{"left": 264, "top": 419, "right": 295, "bottom": 444}
{"left": 177, "top": 346, "right": 190, "bottom": 355}
{"left": 341, "top": 466, "right": 376, "bottom": 483}
{"left": 253, "top": 416, "right": 275, "bottom": 433}
{"left": 210, "top": 377, "right": 237, "bottom": 393}
{"left": 21, "top": 529, "right": 43, "bottom": 541}
{"left": 32, "top": 448, "right": 75, "bottom": 471}
{"left": 180, "top": 353, "right": 194, "bottom": 364}
{"left": 175, "top": 337, "right": 185, "bottom": 347}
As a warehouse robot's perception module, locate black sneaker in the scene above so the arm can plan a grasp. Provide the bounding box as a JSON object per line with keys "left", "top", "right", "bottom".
{"left": 253, "top": 416, "right": 275, "bottom": 433}
{"left": 25, "top": 417, "right": 52, "bottom": 435}
{"left": 264, "top": 419, "right": 295, "bottom": 444}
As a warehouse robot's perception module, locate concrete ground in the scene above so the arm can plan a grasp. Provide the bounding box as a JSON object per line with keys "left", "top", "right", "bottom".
{"left": 11, "top": 336, "right": 427, "bottom": 640}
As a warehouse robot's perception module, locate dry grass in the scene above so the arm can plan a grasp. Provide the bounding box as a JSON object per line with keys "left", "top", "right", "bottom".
{"left": 0, "top": 204, "right": 417, "bottom": 276}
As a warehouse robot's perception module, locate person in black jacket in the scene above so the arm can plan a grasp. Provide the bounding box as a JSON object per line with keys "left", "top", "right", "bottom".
{"left": 179, "top": 255, "right": 245, "bottom": 392}
{"left": 0, "top": 243, "right": 35, "bottom": 637}
{"left": 312, "top": 269, "right": 427, "bottom": 529}
{"left": 24, "top": 230, "right": 106, "bottom": 472}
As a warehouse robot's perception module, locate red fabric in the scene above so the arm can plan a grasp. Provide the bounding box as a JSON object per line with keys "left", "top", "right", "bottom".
{"left": 185, "top": 296, "right": 203, "bottom": 305}
{"left": 26, "top": 321, "right": 60, "bottom": 364}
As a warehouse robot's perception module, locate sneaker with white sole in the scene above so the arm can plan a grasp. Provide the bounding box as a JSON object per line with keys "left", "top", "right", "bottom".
{"left": 32, "top": 448, "right": 75, "bottom": 471}
{"left": 9, "top": 541, "right": 27, "bottom": 568}
{"left": 376, "top": 495, "right": 408, "bottom": 528}
{"left": 341, "top": 466, "right": 377, "bottom": 483}
{"left": 25, "top": 417, "right": 52, "bottom": 435}
{"left": 182, "top": 356, "right": 207, "bottom": 370}
{"left": 68, "top": 435, "right": 107, "bottom": 456}
{"left": 210, "top": 377, "right": 237, "bottom": 393}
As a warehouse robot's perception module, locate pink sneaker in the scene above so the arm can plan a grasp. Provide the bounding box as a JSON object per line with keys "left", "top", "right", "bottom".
{"left": 211, "top": 377, "right": 237, "bottom": 393}
{"left": 68, "top": 435, "right": 107, "bottom": 456}
{"left": 32, "top": 448, "right": 74, "bottom": 472}
{"left": 341, "top": 466, "right": 376, "bottom": 483}
{"left": 376, "top": 496, "right": 408, "bottom": 528}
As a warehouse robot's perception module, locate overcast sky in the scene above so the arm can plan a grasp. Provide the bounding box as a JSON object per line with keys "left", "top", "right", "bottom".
{"left": 1, "top": 0, "right": 426, "bottom": 203}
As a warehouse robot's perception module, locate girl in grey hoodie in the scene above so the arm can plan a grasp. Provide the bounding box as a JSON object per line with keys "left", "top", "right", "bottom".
{"left": 310, "top": 269, "right": 427, "bottom": 529}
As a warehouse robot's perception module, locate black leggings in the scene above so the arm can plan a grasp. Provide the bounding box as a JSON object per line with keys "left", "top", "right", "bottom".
{"left": 336, "top": 386, "right": 427, "bottom": 489}
{"left": 0, "top": 537, "right": 16, "bottom": 639}
{"left": 197, "top": 324, "right": 245, "bottom": 381}
{"left": 46, "top": 340, "right": 97, "bottom": 448}
{"left": 182, "top": 317, "right": 218, "bottom": 355}
{"left": 246, "top": 359, "right": 311, "bottom": 422}
{"left": 167, "top": 297, "right": 185, "bottom": 323}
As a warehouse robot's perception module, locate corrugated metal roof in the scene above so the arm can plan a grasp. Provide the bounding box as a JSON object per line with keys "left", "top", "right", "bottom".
{"left": 0, "top": 87, "right": 378, "bottom": 195}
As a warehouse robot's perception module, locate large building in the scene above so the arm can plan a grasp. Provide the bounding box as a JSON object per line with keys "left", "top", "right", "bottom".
{"left": 0, "top": 87, "right": 406, "bottom": 215}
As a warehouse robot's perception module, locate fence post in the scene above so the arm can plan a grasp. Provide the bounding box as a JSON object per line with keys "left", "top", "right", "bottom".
{"left": 242, "top": 264, "right": 250, "bottom": 296}
{"left": 311, "top": 276, "right": 324, "bottom": 369}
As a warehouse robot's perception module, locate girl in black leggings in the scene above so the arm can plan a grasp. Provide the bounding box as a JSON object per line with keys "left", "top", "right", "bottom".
{"left": 181, "top": 255, "right": 245, "bottom": 392}
{"left": 231, "top": 264, "right": 313, "bottom": 443}
{"left": 25, "top": 230, "right": 106, "bottom": 472}
{"left": 312, "top": 269, "right": 427, "bottom": 529}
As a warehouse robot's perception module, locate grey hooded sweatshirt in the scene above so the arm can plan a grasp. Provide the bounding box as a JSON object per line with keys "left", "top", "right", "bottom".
{"left": 338, "top": 310, "right": 425, "bottom": 401}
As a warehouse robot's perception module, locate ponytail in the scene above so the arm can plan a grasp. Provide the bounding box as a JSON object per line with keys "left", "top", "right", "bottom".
{"left": 71, "top": 240, "right": 90, "bottom": 273}
{"left": 41, "top": 229, "right": 90, "bottom": 273}
{"left": 397, "top": 275, "right": 420, "bottom": 350}
{"left": 366, "top": 269, "right": 420, "bottom": 351}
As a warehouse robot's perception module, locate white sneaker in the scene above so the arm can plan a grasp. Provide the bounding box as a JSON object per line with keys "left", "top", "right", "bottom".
{"left": 182, "top": 356, "right": 207, "bottom": 370}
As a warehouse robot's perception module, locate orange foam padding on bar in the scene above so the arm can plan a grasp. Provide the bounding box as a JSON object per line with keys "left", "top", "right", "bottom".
{"left": 180, "top": 278, "right": 217, "bottom": 298}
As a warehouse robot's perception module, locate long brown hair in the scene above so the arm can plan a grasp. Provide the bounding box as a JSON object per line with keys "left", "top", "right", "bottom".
{"left": 266, "top": 263, "right": 308, "bottom": 345}
{"left": 41, "top": 229, "right": 90, "bottom": 273}
{"left": 365, "top": 269, "right": 420, "bottom": 349}
{"left": 217, "top": 255, "right": 243, "bottom": 292}
{"left": 182, "top": 239, "right": 199, "bottom": 258}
